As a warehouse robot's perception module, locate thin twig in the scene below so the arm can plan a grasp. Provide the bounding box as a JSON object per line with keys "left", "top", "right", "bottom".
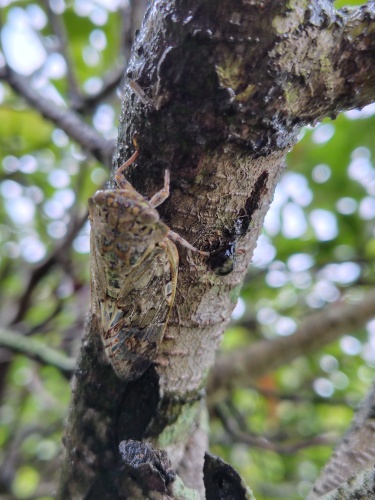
{"left": 27, "top": 301, "right": 64, "bottom": 336}
{"left": 11, "top": 211, "right": 88, "bottom": 324}
{"left": 0, "top": 328, "right": 76, "bottom": 375}
{"left": 42, "top": 0, "right": 82, "bottom": 103}
{"left": 254, "top": 386, "right": 348, "bottom": 406}
{"left": 73, "top": 0, "right": 148, "bottom": 113}
{"left": 1, "top": 65, "right": 115, "bottom": 166}
{"left": 215, "top": 404, "right": 333, "bottom": 454}
{"left": 73, "top": 65, "right": 125, "bottom": 113}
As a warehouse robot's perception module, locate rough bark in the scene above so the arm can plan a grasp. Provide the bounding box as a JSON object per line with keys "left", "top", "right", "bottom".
{"left": 309, "top": 383, "right": 375, "bottom": 498}
{"left": 58, "top": 0, "right": 375, "bottom": 498}
{"left": 318, "top": 467, "right": 375, "bottom": 500}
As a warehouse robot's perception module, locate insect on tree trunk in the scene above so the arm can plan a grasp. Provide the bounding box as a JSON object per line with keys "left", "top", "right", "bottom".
{"left": 89, "top": 138, "right": 208, "bottom": 382}
{"left": 57, "top": 1, "right": 375, "bottom": 498}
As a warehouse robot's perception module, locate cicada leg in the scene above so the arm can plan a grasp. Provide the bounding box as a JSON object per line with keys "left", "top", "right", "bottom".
{"left": 168, "top": 230, "right": 209, "bottom": 256}
{"left": 115, "top": 137, "right": 140, "bottom": 188}
{"left": 115, "top": 138, "right": 170, "bottom": 209}
{"left": 149, "top": 170, "right": 170, "bottom": 208}
{"left": 116, "top": 137, "right": 209, "bottom": 257}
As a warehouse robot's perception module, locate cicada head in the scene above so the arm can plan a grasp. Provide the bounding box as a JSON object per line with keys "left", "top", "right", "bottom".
{"left": 89, "top": 189, "right": 169, "bottom": 269}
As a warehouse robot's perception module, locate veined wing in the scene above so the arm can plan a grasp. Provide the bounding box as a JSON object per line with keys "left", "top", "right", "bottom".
{"left": 102, "top": 238, "right": 178, "bottom": 381}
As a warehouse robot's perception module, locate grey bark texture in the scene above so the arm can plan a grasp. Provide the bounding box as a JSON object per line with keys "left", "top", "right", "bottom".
{"left": 318, "top": 467, "right": 375, "bottom": 500}
{"left": 58, "top": 0, "right": 375, "bottom": 498}
{"left": 309, "top": 384, "right": 375, "bottom": 498}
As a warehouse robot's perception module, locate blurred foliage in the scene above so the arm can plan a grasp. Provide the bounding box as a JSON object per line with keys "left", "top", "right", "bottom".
{"left": 0, "top": 1, "right": 125, "bottom": 497}
{"left": 0, "top": 0, "right": 374, "bottom": 499}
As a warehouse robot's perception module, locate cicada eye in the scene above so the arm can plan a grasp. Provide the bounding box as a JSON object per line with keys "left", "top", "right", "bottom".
{"left": 139, "top": 209, "right": 159, "bottom": 225}
{"left": 93, "top": 191, "right": 108, "bottom": 206}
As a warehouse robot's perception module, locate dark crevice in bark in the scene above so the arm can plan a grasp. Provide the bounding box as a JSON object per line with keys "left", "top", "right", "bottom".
{"left": 204, "top": 452, "right": 253, "bottom": 500}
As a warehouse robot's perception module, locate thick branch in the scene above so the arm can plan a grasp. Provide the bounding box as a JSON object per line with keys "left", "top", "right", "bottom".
{"left": 59, "top": 0, "right": 375, "bottom": 496}
{"left": 268, "top": 1, "right": 375, "bottom": 122}
{"left": 208, "top": 290, "right": 375, "bottom": 400}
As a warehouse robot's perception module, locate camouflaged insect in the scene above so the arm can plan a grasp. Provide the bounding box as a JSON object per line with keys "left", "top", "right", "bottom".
{"left": 89, "top": 140, "right": 208, "bottom": 381}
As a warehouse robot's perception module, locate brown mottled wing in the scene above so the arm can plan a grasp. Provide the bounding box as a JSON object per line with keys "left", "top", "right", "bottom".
{"left": 89, "top": 201, "right": 108, "bottom": 320}
{"left": 102, "top": 238, "right": 178, "bottom": 381}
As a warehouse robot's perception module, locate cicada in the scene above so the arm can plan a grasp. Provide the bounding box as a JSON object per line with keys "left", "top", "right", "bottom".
{"left": 89, "top": 139, "right": 208, "bottom": 381}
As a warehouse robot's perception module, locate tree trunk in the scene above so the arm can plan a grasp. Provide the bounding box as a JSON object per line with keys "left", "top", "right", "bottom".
{"left": 58, "top": 0, "right": 375, "bottom": 498}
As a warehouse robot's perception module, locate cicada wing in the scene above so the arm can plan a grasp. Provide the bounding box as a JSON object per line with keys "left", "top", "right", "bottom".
{"left": 102, "top": 239, "right": 179, "bottom": 381}
{"left": 89, "top": 209, "right": 108, "bottom": 320}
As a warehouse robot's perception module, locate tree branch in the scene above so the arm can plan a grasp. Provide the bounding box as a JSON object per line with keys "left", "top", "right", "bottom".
{"left": 0, "top": 328, "right": 75, "bottom": 375}
{"left": 42, "top": 0, "right": 82, "bottom": 103}
{"left": 58, "top": 0, "right": 375, "bottom": 496}
{"left": 268, "top": 1, "right": 375, "bottom": 122}
{"left": 208, "top": 290, "right": 375, "bottom": 401}
{"left": 11, "top": 211, "right": 88, "bottom": 324}
{"left": 215, "top": 403, "right": 333, "bottom": 454}
{"left": 2, "top": 65, "right": 115, "bottom": 166}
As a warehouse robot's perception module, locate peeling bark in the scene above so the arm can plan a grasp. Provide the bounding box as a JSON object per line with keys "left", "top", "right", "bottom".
{"left": 58, "top": 0, "right": 375, "bottom": 497}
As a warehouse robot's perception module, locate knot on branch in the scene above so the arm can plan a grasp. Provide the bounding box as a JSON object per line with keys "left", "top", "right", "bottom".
{"left": 119, "top": 440, "right": 176, "bottom": 494}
